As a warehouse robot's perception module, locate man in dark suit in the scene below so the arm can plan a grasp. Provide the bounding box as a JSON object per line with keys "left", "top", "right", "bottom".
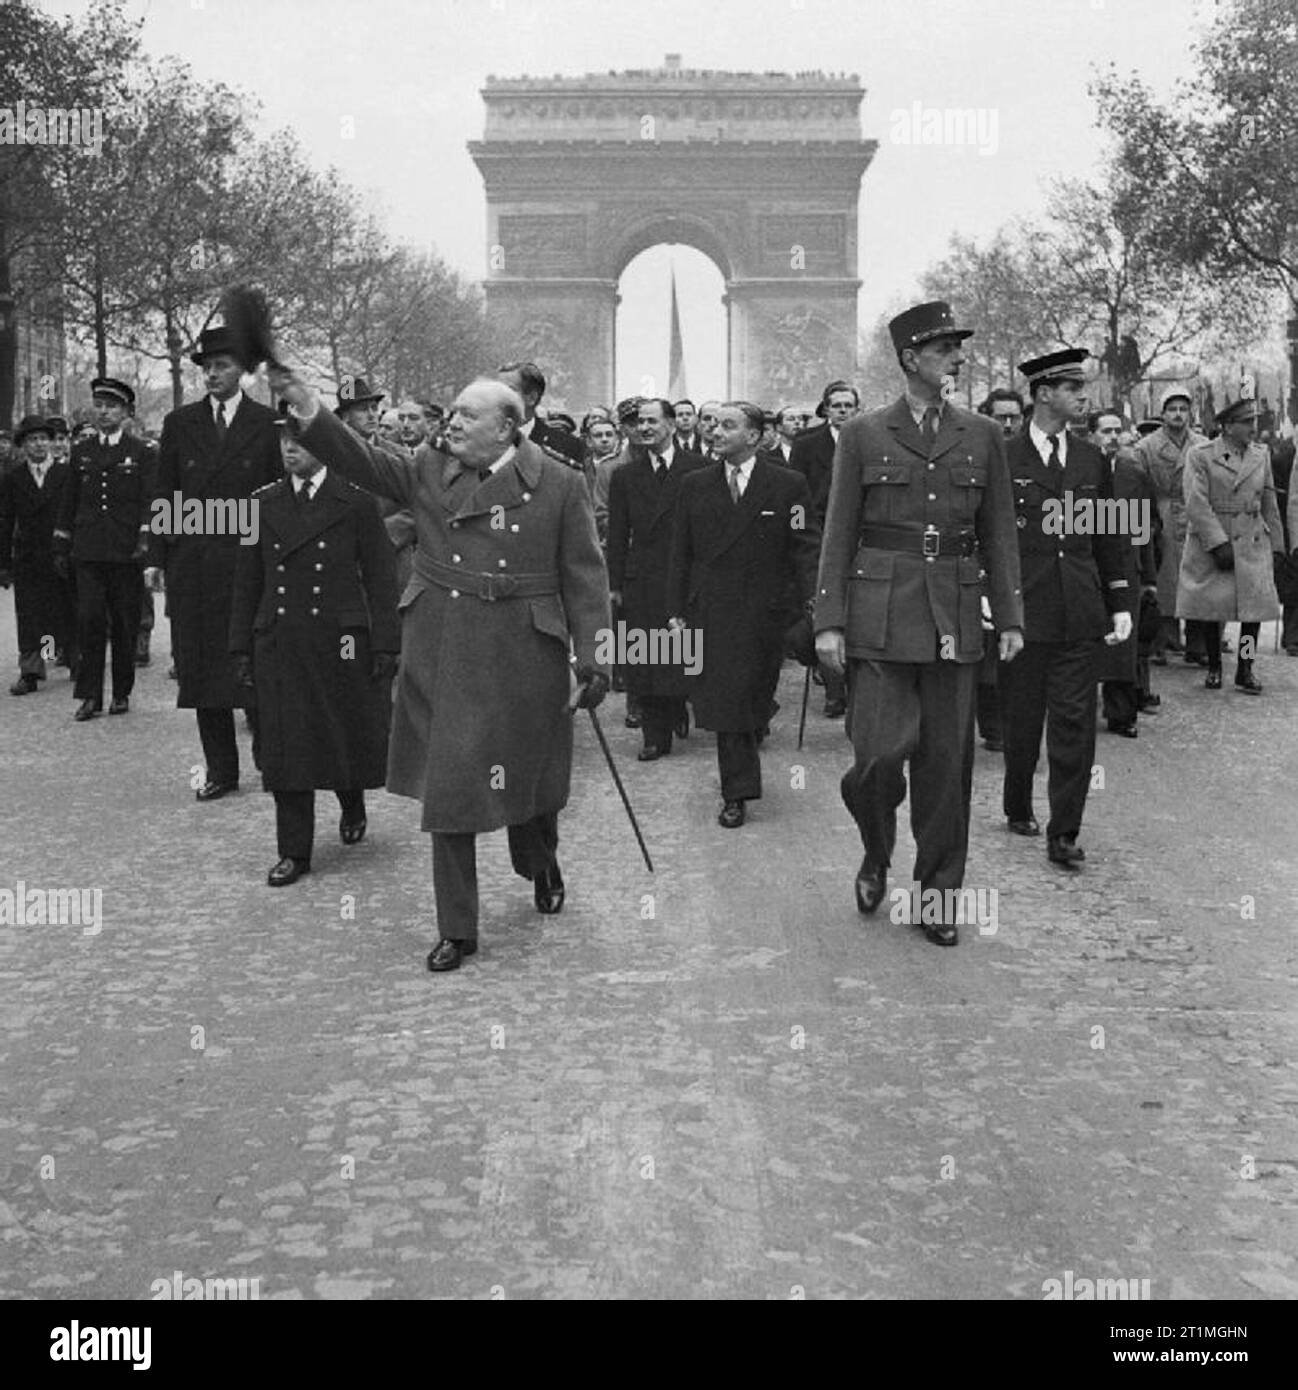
{"left": 672, "top": 399, "right": 703, "bottom": 455}
{"left": 1091, "top": 409, "right": 1160, "bottom": 736}
{"left": 667, "top": 402, "right": 820, "bottom": 828}
{"left": 497, "top": 361, "right": 587, "bottom": 469}
{"left": 53, "top": 380, "right": 156, "bottom": 720}
{"left": 607, "top": 398, "right": 706, "bottom": 759}
{"left": 815, "top": 302, "right": 1025, "bottom": 947}
{"left": 146, "top": 327, "right": 282, "bottom": 794}
{"left": 1000, "top": 351, "right": 1131, "bottom": 868}
{"left": 790, "top": 380, "right": 860, "bottom": 719}
{"left": 0, "top": 416, "right": 77, "bottom": 694}
{"left": 229, "top": 406, "right": 400, "bottom": 886}
{"left": 767, "top": 406, "right": 802, "bottom": 467}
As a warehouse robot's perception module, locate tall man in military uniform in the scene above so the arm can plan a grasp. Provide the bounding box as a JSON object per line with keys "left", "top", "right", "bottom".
{"left": 270, "top": 366, "right": 610, "bottom": 975}
{"left": 53, "top": 379, "right": 156, "bottom": 720}
{"left": 0, "top": 416, "right": 77, "bottom": 695}
{"left": 147, "top": 327, "right": 282, "bottom": 796}
{"left": 816, "top": 302, "right": 1023, "bottom": 947}
{"left": 1000, "top": 351, "right": 1131, "bottom": 868}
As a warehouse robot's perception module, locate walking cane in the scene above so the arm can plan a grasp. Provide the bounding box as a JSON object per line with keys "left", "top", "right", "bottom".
{"left": 797, "top": 662, "right": 811, "bottom": 750}
{"left": 586, "top": 706, "right": 654, "bottom": 873}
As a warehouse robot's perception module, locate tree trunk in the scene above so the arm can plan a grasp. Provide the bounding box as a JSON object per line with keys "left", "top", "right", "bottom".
{"left": 0, "top": 236, "right": 16, "bottom": 428}
{"left": 93, "top": 260, "right": 107, "bottom": 378}
{"left": 166, "top": 312, "right": 184, "bottom": 410}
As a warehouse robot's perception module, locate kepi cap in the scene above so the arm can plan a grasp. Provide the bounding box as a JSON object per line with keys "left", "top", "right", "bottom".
{"left": 889, "top": 301, "right": 974, "bottom": 354}
{"left": 90, "top": 376, "right": 135, "bottom": 409}
{"left": 1216, "top": 397, "right": 1259, "bottom": 427}
{"left": 1018, "top": 348, "right": 1091, "bottom": 389}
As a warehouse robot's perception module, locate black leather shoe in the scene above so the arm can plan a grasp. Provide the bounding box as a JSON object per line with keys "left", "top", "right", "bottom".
{"left": 1047, "top": 836, "right": 1084, "bottom": 868}
{"left": 74, "top": 698, "right": 102, "bottom": 721}
{"left": 924, "top": 923, "right": 959, "bottom": 947}
{"left": 108, "top": 696, "right": 129, "bottom": 715}
{"left": 267, "top": 857, "right": 310, "bottom": 887}
{"left": 1234, "top": 670, "right": 1263, "bottom": 695}
{"left": 824, "top": 699, "right": 846, "bottom": 718}
{"left": 854, "top": 859, "right": 887, "bottom": 915}
{"left": 534, "top": 865, "right": 565, "bottom": 914}
{"left": 673, "top": 707, "right": 690, "bottom": 739}
{"left": 1107, "top": 721, "right": 1137, "bottom": 738}
{"left": 624, "top": 710, "right": 641, "bottom": 729}
{"left": 718, "top": 799, "right": 746, "bottom": 829}
{"left": 427, "top": 938, "right": 478, "bottom": 972}
{"left": 195, "top": 780, "right": 238, "bottom": 801}
{"left": 1137, "top": 693, "right": 1161, "bottom": 711}
{"left": 637, "top": 745, "right": 667, "bottom": 761}
{"left": 1007, "top": 817, "right": 1040, "bottom": 836}
{"left": 1204, "top": 669, "right": 1223, "bottom": 689}
{"left": 9, "top": 675, "right": 38, "bottom": 696}
{"left": 339, "top": 814, "right": 367, "bottom": 845}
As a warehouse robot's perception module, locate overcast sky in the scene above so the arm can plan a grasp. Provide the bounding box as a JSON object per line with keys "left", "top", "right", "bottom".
{"left": 47, "top": 0, "right": 1208, "bottom": 402}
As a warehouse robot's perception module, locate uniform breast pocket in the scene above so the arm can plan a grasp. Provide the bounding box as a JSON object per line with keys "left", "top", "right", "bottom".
{"left": 860, "top": 464, "right": 909, "bottom": 522}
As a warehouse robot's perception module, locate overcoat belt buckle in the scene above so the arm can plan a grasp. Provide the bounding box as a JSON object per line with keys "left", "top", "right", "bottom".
{"left": 922, "top": 525, "right": 941, "bottom": 558}
{"left": 477, "top": 571, "right": 515, "bottom": 601}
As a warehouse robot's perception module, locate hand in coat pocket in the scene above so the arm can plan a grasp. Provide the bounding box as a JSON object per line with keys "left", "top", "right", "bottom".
{"left": 1210, "top": 542, "right": 1235, "bottom": 571}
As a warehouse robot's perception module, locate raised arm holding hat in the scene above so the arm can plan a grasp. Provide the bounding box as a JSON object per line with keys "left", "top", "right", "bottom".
{"left": 813, "top": 300, "right": 1023, "bottom": 948}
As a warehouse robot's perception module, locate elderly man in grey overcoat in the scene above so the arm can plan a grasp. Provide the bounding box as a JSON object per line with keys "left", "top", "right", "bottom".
{"left": 271, "top": 367, "right": 611, "bottom": 973}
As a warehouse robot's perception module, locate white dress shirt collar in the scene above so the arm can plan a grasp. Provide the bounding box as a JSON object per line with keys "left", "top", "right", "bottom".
{"left": 98, "top": 429, "right": 124, "bottom": 447}
{"left": 293, "top": 466, "right": 326, "bottom": 495}
{"left": 1029, "top": 418, "right": 1067, "bottom": 467}
{"left": 211, "top": 389, "right": 243, "bottom": 423}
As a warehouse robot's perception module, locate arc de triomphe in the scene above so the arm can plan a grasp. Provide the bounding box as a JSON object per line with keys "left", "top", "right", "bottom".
{"left": 469, "top": 58, "right": 876, "bottom": 408}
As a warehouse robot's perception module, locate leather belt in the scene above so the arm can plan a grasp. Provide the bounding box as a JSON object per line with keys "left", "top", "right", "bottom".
{"left": 859, "top": 525, "right": 977, "bottom": 558}
{"left": 413, "top": 548, "right": 559, "bottom": 601}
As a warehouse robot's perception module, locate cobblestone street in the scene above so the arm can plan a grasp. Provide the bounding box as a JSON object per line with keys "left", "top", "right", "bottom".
{"left": 2, "top": 607, "right": 1296, "bottom": 1300}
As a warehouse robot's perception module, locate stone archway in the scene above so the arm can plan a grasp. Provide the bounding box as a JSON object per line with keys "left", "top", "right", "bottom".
{"left": 469, "top": 58, "right": 876, "bottom": 409}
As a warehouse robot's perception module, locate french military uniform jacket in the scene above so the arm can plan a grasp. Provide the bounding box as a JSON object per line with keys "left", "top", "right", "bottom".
{"left": 815, "top": 398, "right": 1023, "bottom": 662}
{"left": 54, "top": 433, "right": 156, "bottom": 563}
{"left": 229, "top": 470, "right": 400, "bottom": 792}
{"left": 1176, "top": 437, "right": 1282, "bottom": 623}
{"left": 295, "top": 406, "right": 610, "bottom": 835}
{"left": 1005, "top": 431, "right": 1129, "bottom": 643}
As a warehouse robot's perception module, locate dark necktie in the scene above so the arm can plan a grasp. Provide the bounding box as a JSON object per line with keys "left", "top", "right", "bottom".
{"left": 654, "top": 456, "right": 667, "bottom": 483}
{"left": 922, "top": 406, "right": 939, "bottom": 447}
{"left": 295, "top": 480, "right": 311, "bottom": 508}
{"left": 727, "top": 465, "right": 741, "bottom": 504}
{"left": 1047, "top": 434, "right": 1061, "bottom": 472}
{"left": 214, "top": 402, "right": 227, "bottom": 442}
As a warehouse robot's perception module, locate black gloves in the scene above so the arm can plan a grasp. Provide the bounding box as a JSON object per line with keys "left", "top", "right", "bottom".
{"left": 572, "top": 664, "right": 609, "bottom": 710}
{"left": 1210, "top": 542, "right": 1235, "bottom": 571}
{"left": 370, "top": 652, "right": 399, "bottom": 684}
{"left": 232, "top": 654, "right": 255, "bottom": 690}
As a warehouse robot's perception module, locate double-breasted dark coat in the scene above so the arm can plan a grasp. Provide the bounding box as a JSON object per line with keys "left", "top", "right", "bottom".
{"left": 296, "top": 407, "right": 610, "bottom": 834}
{"left": 1096, "top": 451, "right": 1160, "bottom": 683}
{"left": 152, "top": 395, "right": 281, "bottom": 708}
{"left": 229, "top": 470, "right": 400, "bottom": 792}
{"left": 0, "top": 459, "right": 76, "bottom": 660}
{"left": 55, "top": 433, "right": 156, "bottom": 562}
{"left": 1004, "top": 431, "right": 1130, "bottom": 642}
{"left": 605, "top": 445, "right": 706, "bottom": 698}
{"left": 1176, "top": 437, "right": 1283, "bottom": 622}
{"left": 666, "top": 457, "right": 820, "bottom": 732}
{"left": 815, "top": 399, "right": 1024, "bottom": 661}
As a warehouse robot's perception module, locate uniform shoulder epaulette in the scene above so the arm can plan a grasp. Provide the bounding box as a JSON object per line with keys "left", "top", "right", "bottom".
{"left": 537, "top": 439, "right": 587, "bottom": 472}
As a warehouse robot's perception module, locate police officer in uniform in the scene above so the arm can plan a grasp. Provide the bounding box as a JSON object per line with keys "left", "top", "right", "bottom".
{"left": 815, "top": 302, "right": 1024, "bottom": 946}
{"left": 1000, "top": 351, "right": 1131, "bottom": 867}
{"left": 52, "top": 379, "right": 155, "bottom": 720}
